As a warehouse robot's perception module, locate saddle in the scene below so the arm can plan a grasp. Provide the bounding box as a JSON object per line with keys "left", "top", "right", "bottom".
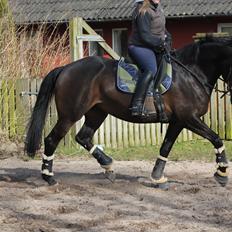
{"left": 116, "top": 54, "right": 172, "bottom": 120}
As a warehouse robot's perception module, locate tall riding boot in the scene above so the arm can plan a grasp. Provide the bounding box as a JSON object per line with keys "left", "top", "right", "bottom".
{"left": 130, "top": 70, "right": 155, "bottom": 116}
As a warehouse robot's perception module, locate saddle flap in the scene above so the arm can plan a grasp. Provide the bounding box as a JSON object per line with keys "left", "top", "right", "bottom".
{"left": 116, "top": 56, "right": 172, "bottom": 95}
{"left": 157, "top": 55, "right": 172, "bottom": 93}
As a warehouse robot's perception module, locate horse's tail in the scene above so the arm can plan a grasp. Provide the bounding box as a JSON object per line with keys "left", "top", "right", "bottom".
{"left": 25, "top": 66, "right": 64, "bottom": 157}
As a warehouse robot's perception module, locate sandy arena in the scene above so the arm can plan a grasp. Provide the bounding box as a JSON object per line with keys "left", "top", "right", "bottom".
{"left": 0, "top": 157, "right": 231, "bottom": 232}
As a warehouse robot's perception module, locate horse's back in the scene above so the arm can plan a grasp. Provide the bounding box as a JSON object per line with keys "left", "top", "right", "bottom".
{"left": 53, "top": 56, "right": 117, "bottom": 119}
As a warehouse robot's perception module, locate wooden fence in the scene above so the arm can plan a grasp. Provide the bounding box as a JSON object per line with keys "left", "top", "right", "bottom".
{"left": 0, "top": 17, "right": 230, "bottom": 153}
{"left": 0, "top": 79, "right": 231, "bottom": 152}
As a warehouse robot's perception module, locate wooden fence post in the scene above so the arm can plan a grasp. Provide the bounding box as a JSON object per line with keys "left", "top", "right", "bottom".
{"left": 8, "top": 80, "right": 16, "bottom": 137}
{"left": 2, "top": 80, "right": 8, "bottom": 132}
{"left": 15, "top": 79, "right": 30, "bottom": 138}
{"left": 225, "top": 92, "right": 232, "bottom": 139}
{"left": 69, "top": 17, "right": 84, "bottom": 61}
{"left": 218, "top": 80, "right": 225, "bottom": 138}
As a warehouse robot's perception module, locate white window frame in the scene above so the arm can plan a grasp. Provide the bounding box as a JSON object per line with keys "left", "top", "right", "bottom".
{"left": 112, "top": 28, "right": 128, "bottom": 56}
{"left": 88, "top": 29, "right": 103, "bottom": 56}
{"left": 217, "top": 23, "right": 232, "bottom": 34}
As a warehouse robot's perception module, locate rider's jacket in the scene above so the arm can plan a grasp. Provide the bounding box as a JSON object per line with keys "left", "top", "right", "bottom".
{"left": 129, "top": 2, "right": 166, "bottom": 52}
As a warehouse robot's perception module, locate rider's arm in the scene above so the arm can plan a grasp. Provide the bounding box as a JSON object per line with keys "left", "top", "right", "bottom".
{"left": 136, "top": 12, "right": 164, "bottom": 52}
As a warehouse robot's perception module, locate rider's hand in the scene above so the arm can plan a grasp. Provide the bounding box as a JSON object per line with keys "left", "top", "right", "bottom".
{"left": 154, "top": 41, "right": 166, "bottom": 53}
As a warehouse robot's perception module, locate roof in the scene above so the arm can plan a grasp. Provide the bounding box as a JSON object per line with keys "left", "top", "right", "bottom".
{"left": 8, "top": 0, "right": 232, "bottom": 24}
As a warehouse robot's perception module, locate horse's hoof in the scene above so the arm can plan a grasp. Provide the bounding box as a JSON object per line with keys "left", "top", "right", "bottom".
{"left": 42, "top": 174, "right": 58, "bottom": 186}
{"left": 138, "top": 177, "right": 169, "bottom": 190}
{"left": 150, "top": 175, "right": 169, "bottom": 190}
{"left": 214, "top": 172, "right": 228, "bottom": 187}
{"left": 153, "top": 182, "right": 169, "bottom": 190}
{"left": 104, "top": 170, "right": 116, "bottom": 183}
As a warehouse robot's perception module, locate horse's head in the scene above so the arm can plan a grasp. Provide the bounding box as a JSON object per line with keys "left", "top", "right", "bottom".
{"left": 197, "top": 35, "right": 232, "bottom": 102}
{"left": 222, "top": 62, "right": 232, "bottom": 103}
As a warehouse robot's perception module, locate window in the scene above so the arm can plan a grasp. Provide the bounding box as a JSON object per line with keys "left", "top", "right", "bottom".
{"left": 218, "top": 23, "right": 232, "bottom": 36}
{"left": 112, "top": 28, "right": 128, "bottom": 57}
{"left": 89, "top": 29, "right": 104, "bottom": 56}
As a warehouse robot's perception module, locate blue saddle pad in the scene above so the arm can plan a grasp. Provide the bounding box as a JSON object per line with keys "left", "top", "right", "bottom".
{"left": 116, "top": 57, "right": 172, "bottom": 96}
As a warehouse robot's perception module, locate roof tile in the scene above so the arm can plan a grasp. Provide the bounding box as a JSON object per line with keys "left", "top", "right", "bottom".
{"left": 8, "top": 0, "right": 232, "bottom": 24}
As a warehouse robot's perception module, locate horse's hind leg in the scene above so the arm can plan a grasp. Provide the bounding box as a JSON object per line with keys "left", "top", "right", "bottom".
{"left": 75, "top": 107, "right": 114, "bottom": 173}
{"left": 42, "top": 119, "right": 74, "bottom": 185}
{"left": 186, "top": 116, "right": 229, "bottom": 186}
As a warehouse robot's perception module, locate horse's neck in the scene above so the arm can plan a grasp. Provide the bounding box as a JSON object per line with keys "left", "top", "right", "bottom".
{"left": 173, "top": 53, "right": 216, "bottom": 96}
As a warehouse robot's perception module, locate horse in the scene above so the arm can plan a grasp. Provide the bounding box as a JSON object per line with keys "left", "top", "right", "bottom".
{"left": 25, "top": 35, "right": 231, "bottom": 188}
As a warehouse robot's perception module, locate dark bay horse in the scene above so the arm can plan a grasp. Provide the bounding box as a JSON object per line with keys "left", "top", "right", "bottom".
{"left": 25, "top": 36, "right": 231, "bottom": 187}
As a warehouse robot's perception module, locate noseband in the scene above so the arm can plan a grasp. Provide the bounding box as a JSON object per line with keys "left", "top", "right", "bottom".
{"left": 216, "top": 65, "right": 232, "bottom": 102}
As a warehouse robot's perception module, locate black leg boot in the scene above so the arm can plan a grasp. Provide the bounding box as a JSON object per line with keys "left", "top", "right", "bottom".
{"left": 130, "top": 70, "right": 155, "bottom": 116}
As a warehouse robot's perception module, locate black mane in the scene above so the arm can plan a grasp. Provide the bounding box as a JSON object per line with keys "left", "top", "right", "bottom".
{"left": 198, "top": 35, "right": 232, "bottom": 46}
{"left": 174, "top": 35, "right": 232, "bottom": 64}
{"left": 174, "top": 42, "right": 199, "bottom": 64}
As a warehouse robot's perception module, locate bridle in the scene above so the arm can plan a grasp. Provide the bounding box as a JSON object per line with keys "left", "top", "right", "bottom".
{"left": 215, "top": 65, "right": 232, "bottom": 102}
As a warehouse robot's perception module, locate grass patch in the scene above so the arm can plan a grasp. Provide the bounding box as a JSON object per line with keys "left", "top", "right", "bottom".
{"left": 56, "top": 139, "right": 232, "bottom": 162}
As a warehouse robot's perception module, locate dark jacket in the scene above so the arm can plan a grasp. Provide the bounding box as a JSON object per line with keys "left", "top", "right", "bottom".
{"left": 129, "top": 3, "right": 166, "bottom": 52}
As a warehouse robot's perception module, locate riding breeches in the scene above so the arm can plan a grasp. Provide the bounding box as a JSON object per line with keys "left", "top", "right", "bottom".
{"left": 128, "top": 45, "right": 158, "bottom": 77}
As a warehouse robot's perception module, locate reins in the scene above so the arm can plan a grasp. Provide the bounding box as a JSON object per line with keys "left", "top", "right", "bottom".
{"left": 169, "top": 54, "right": 232, "bottom": 99}
{"left": 170, "top": 54, "right": 213, "bottom": 96}
{"left": 214, "top": 66, "right": 232, "bottom": 99}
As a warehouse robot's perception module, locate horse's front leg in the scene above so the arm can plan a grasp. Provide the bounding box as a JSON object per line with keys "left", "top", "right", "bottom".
{"left": 186, "top": 116, "right": 229, "bottom": 186}
{"left": 214, "top": 145, "right": 229, "bottom": 186}
{"left": 151, "top": 122, "right": 183, "bottom": 188}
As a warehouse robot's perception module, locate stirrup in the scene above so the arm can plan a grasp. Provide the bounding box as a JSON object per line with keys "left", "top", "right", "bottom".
{"left": 131, "top": 105, "right": 156, "bottom": 117}
{"left": 159, "top": 112, "right": 169, "bottom": 122}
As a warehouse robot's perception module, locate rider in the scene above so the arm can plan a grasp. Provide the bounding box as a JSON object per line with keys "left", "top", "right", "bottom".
{"left": 128, "top": 0, "right": 170, "bottom": 117}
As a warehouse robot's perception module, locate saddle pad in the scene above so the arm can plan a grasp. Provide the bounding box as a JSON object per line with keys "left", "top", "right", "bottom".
{"left": 116, "top": 57, "right": 172, "bottom": 96}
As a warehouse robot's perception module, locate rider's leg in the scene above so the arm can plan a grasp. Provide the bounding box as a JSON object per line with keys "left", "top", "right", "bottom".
{"left": 130, "top": 70, "right": 156, "bottom": 116}
{"left": 128, "top": 45, "right": 157, "bottom": 116}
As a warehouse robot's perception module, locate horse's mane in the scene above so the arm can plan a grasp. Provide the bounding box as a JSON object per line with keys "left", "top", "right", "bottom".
{"left": 173, "top": 35, "right": 232, "bottom": 64}
{"left": 199, "top": 35, "right": 232, "bottom": 46}
{"left": 174, "top": 42, "right": 198, "bottom": 64}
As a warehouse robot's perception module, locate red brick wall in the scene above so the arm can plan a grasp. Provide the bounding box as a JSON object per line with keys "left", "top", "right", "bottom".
{"left": 90, "top": 16, "right": 232, "bottom": 50}
{"left": 40, "top": 16, "right": 232, "bottom": 74}
{"left": 166, "top": 16, "right": 232, "bottom": 49}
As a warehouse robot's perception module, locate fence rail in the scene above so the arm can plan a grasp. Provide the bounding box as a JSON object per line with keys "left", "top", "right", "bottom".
{"left": 0, "top": 79, "right": 231, "bottom": 152}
